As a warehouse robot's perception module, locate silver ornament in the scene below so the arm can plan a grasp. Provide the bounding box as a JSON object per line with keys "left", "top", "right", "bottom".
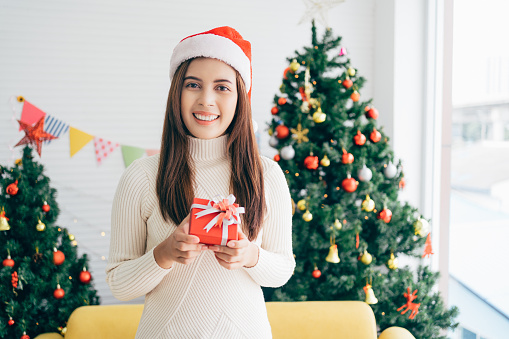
{"left": 280, "top": 145, "right": 295, "bottom": 160}
{"left": 269, "top": 135, "right": 279, "bottom": 148}
{"left": 358, "top": 164, "right": 372, "bottom": 182}
{"left": 384, "top": 161, "right": 398, "bottom": 178}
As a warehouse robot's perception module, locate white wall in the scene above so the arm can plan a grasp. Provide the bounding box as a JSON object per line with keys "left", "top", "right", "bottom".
{"left": 0, "top": 0, "right": 377, "bottom": 305}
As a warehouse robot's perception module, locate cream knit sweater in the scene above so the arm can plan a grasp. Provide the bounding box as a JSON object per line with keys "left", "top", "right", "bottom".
{"left": 106, "top": 135, "right": 295, "bottom": 339}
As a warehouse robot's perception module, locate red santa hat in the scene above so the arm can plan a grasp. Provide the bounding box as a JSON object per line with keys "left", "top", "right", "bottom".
{"left": 169, "top": 26, "right": 252, "bottom": 98}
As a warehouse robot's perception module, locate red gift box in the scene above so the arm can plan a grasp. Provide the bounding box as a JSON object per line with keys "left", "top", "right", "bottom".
{"left": 189, "top": 195, "right": 245, "bottom": 246}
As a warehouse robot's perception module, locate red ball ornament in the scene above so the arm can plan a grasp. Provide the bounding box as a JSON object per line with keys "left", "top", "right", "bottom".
{"left": 350, "top": 91, "right": 360, "bottom": 102}
{"left": 278, "top": 97, "right": 287, "bottom": 105}
{"left": 378, "top": 208, "right": 392, "bottom": 223}
{"left": 366, "top": 107, "right": 379, "bottom": 119}
{"left": 21, "top": 332, "right": 29, "bottom": 339}
{"left": 342, "top": 177, "right": 358, "bottom": 193}
{"left": 53, "top": 249, "right": 65, "bottom": 266}
{"left": 273, "top": 154, "right": 281, "bottom": 162}
{"left": 304, "top": 155, "right": 319, "bottom": 170}
{"left": 54, "top": 285, "right": 65, "bottom": 299}
{"left": 6, "top": 180, "right": 19, "bottom": 196}
{"left": 8, "top": 318, "right": 14, "bottom": 326}
{"left": 399, "top": 177, "right": 406, "bottom": 189}
{"left": 342, "top": 78, "right": 353, "bottom": 89}
{"left": 341, "top": 149, "right": 354, "bottom": 164}
{"left": 275, "top": 125, "right": 290, "bottom": 139}
{"left": 271, "top": 106, "right": 279, "bottom": 115}
{"left": 283, "top": 67, "right": 291, "bottom": 80}
{"left": 79, "top": 269, "right": 92, "bottom": 284}
{"left": 42, "top": 201, "right": 50, "bottom": 212}
{"left": 312, "top": 269, "right": 322, "bottom": 278}
{"left": 353, "top": 130, "right": 366, "bottom": 146}
{"left": 3, "top": 256, "right": 14, "bottom": 267}
{"left": 370, "top": 128, "right": 381, "bottom": 143}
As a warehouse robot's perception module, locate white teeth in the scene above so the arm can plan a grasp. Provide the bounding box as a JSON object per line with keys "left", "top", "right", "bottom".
{"left": 193, "top": 113, "right": 219, "bottom": 121}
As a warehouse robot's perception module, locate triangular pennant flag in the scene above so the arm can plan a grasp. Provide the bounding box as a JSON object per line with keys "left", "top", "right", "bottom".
{"left": 19, "top": 101, "right": 46, "bottom": 131}
{"left": 44, "top": 115, "right": 69, "bottom": 144}
{"left": 146, "top": 149, "right": 160, "bottom": 157}
{"left": 69, "top": 127, "right": 94, "bottom": 157}
{"left": 94, "top": 137, "right": 119, "bottom": 165}
{"left": 121, "top": 145, "right": 146, "bottom": 168}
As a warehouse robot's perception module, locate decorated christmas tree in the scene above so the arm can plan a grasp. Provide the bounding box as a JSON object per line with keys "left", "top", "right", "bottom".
{"left": 0, "top": 145, "right": 99, "bottom": 339}
{"left": 264, "top": 22, "right": 458, "bottom": 338}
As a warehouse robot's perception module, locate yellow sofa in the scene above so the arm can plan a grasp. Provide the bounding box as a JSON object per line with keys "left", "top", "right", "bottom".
{"left": 35, "top": 301, "right": 415, "bottom": 339}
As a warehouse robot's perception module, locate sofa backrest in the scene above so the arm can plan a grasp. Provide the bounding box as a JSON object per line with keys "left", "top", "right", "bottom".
{"left": 64, "top": 301, "right": 377, "bottom": 339}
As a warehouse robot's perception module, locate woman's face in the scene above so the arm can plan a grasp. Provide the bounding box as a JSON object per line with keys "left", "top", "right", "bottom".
{"left": 180, "top": 58, "right": 238, "bottom": 139}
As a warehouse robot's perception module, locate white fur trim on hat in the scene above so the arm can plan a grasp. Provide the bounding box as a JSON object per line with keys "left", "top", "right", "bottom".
{"left": 170, "top": 34, "right": 251, "bottom": 91}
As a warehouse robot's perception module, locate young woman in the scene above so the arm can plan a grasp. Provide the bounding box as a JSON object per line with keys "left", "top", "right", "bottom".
{"left": 106, "top": 26, "right": 295, "bottom": 339}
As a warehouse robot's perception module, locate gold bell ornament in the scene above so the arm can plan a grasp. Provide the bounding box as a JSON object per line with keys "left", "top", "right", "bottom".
{"left": 347, "top": 67, "right": 356, "bottom": 77}
{"left": 302, "top": 210, "right": 313, "bottom": 222}
{"left": 360, "top": 250, "right": 372, "bottom": 265}
{"left": 297, "top": 199, "right": 307, "bottom": 211}
{"left": 0, "top": 208, "right": 10, "bottom": 231}
{"left": 387, "top": 252, "right": 399, "bottom": 270}
{"left": 363, "top": 283, "right": 378, "bottom": 304}
{"left": 312, "top": 107, "right": 327, "bottom": 123}
{"left": 36, "top": 219, "right": 46, "bottom": 232}
{"left": 333, "top": 219, "right": 342, "bottom": 230}
{"left": 325, "top": 233, "right": 340, "bottom": 263}
{"left": 320, "top": 155, "right": 330, "bottom": 167}
{"left": 361, "top": 195, "right": 375, "bottom": 212}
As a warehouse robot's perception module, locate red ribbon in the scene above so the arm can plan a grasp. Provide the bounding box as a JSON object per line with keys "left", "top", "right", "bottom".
{"left": 212, "top": 199, "right": 239, "bottom": 228}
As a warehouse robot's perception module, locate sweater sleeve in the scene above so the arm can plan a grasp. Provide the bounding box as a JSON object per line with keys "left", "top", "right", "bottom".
{"left": 243, "top": 162, "right": 295, "bottom": 287}
{"left": 105, "top": 160, "right": 172, "bottom": 301}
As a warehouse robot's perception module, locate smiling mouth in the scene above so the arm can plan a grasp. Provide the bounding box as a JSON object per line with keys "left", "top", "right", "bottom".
{"left": 193, "top": 113, "right": 219, "bottom": 121}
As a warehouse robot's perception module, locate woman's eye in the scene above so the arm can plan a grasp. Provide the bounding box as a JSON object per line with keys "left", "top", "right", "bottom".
{"left": 217, "top": 85, "right": 230, "bottom": 92}
{"left": 186, "top": 82, "right": 199, "bottom": 88}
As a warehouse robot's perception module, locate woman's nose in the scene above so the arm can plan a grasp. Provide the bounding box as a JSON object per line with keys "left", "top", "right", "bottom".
{"left": 198, "top": 88, "right": 215, "bottom": 107}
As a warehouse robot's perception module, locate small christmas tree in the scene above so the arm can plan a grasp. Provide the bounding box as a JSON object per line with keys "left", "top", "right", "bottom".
{"left": 0, "top": 146, "right": 99, "bottom": 338}
{"left": 264, "top": 22, "right": 458, "bottom": 338}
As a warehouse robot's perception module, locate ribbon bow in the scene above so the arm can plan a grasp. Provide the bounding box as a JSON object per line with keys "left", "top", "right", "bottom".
{"left": 192, "top": 194, "right": 245, "bottom": 233}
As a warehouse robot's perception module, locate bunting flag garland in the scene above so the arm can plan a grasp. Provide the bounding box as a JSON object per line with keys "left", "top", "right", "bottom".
{"left": 69, "top": 127, "right": 94, "bottom": 157}
{"left": 10, "top": 97, "right": 160, "bottom": 167}
{"left": 94, "top": 137, "right": 119, "bottom": 165}
{"left": 121, "top": 145, "right": 146, "bottom": 168}
{"left": 146, "top": 149, "right": 161, "bottom": 157}
{"left": 44, "top": 115, "right": 69, "bottom": 144}
{"left": 19, "top": 100, "right": 46, "bottom": 131}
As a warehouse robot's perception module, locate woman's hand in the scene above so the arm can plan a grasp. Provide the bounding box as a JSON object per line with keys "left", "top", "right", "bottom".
{"left": 153, "top": 215, "right": 208, "bottom": 269}
{"left": 210, "top": 228, "right": 259, "bottom": 270}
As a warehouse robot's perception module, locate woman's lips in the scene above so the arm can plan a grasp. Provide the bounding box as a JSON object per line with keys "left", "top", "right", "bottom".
{"left": 192, "top": 112, "right": 219, "bottom": 125}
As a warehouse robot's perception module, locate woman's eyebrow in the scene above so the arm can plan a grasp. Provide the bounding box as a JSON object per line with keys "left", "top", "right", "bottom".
{"left": 214, "top": 79, "right": 233, "bottom": 84}
{"left": 184, "top": 76, "right": 202, "bottom": 81}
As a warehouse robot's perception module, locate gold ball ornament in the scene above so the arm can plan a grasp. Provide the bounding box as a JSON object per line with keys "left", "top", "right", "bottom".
{"left": 268, "top": 128, "right": 273, "bottom": 136}
{"left": 387, "top": 253, "right": 399, "bottom": 270}
{"left": 312, "top": 107, "right": 326, "bottom": 123}
{"left": 36, "top": 219, "right": 46, "bottom": 232}
{"left": 303, "top": 210, "right": 313, "bottom": 222}
{"left": 361, "top": 195, "right": 375, "bottom": 212}
{"left": 413, "top": 218, "right": 430, "bottom": 237}
{"left": 347, "top": 67, "right": 356, "bottom": 77}
{"left": 320, "top": 155, "right": 330, "bottom": 167}
{"left": 290, "top": 59, "right": 300, "bottom": 72}
{"left": 333, "top": 219, "right": 342, "bottom": 230}
{"left": 15, "top": 159, "right": 22, "bottom": 166}
{"left": 291, "top": 199, "right": 296, "bottom": 216}
{"left": 297, "top": 199, "right": 307, "bottom": 211}
{"left": 360, "top": 251, "right": 372, "bottom": 265}
{"left": 69, "top": 234, "right": 75, "bottom": 241}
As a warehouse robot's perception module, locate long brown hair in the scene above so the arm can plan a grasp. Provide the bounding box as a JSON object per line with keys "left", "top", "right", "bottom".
{"left": 156, "top": 58, "right": 265, "bottom": 241}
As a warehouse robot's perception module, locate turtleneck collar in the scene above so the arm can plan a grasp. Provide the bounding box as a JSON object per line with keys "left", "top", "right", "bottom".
{"left": 188, "top": 134, "right": 229, "bottom": 161}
